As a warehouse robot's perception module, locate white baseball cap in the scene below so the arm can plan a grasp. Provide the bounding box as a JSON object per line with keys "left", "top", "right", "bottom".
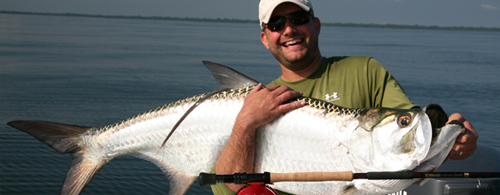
{"left": 259, "top": 0, "right": 313, "bottom": 29}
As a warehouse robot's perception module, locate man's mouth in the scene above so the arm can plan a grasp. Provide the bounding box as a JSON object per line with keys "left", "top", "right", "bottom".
{"left": 283, "top": 39, "right": 303, "bottom": 47}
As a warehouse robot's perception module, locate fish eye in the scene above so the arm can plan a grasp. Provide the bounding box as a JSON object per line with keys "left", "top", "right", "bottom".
{"left": 397, "top": 114, "right": 411, "bottom": 127}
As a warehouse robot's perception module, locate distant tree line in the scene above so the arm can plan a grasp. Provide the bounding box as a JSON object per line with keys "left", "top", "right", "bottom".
{"left": 1, "top": 10, "right": 499, "bottom": 32}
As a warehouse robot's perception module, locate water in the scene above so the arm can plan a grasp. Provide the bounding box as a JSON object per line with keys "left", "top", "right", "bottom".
{"left": 0, "top": 13, "right": 499, "bottom": 194}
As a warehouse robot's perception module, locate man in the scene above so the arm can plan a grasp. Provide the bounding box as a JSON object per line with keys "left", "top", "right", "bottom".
{"left": 212, "top": 0, "right": 478, "bottom": 194}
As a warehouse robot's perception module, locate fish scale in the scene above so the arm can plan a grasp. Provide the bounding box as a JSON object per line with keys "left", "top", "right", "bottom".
{"left": 6, "top": 61, "right": 464, "bottom": 195}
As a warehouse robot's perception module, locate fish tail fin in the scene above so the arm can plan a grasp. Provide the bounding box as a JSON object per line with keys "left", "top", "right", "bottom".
{"left": 7, "top": 120, "right": 104, "bottom": 195}
{"left": 7, "top": 120, "right": 90, "bottom": 153}
{"left": 62, "top": 152, "right": 104, "bottom": 195}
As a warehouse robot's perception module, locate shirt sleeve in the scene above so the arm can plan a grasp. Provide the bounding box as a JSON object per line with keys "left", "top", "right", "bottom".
{"left": 367, "top": 58, "right": 419, "bottom": 109}
{"left": 211, "top": 183, "right": 236, "bottom": 195}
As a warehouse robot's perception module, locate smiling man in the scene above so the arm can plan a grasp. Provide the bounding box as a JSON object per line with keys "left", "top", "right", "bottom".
{"left": 260, "top": 2, "right": 322, "bottom": 77}
{"left": 212, "top": 0, "right": 478, "bottom": 194}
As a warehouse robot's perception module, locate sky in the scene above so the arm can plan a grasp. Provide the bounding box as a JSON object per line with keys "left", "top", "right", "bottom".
{"left": 1, "top": 0, "right": 499, "bottom": 28}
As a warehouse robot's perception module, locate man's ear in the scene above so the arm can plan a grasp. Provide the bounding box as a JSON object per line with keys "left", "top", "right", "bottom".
{"left": 314, "top": 17, "right": 321, "bottom": 35}
{"left": 260, "top": 31, "right": 270, "bottom": 49}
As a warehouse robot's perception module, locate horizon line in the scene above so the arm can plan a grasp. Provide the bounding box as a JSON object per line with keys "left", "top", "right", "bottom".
{"left": 1, "top": 10, "right": 499, "bottom": 33}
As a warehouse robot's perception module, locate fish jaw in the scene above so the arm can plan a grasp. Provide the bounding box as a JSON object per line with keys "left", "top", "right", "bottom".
{"left": 415, "top": 120, "right": 465, "bottom": 172}
{"left": 410, "top": 110, "right": 433, "bottom": 164}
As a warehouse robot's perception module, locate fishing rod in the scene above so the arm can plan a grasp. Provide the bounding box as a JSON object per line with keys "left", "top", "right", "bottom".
{"left": 198, "top": 171, "right": 500, "bottom": 186}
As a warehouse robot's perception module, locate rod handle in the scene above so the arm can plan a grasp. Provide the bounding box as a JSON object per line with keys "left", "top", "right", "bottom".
{"left": 270, "top": 171, "right": 354, "bottom": 183}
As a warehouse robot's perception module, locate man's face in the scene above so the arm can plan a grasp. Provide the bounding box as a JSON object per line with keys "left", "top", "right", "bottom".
{"left": 260, "top": 3, "right": 321, "bottom": 71}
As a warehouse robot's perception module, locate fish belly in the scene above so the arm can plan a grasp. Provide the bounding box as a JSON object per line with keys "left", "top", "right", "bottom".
{"left": 255, "top": 106, "right": 358, "bottom": 194}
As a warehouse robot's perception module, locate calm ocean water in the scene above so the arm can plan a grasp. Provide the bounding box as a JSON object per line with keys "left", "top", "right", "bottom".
{"left": 0, "top": 13, "right": 499, "bottom": 194}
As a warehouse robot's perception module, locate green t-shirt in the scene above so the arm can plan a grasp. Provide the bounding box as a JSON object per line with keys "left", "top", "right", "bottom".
{"left": 211, "top": 56, "right": 418, "bottom": 195}
{"left": 269, "top": 56, "right": 418, "bottom": 109}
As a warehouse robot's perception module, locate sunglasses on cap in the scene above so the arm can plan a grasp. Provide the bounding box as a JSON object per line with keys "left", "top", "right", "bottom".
{"left": 263, "top": 10, "right": 313, "bottom": 32}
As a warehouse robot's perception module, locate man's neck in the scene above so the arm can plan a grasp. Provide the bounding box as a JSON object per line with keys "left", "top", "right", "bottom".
{"left": 279, "top": 55, "right": 323, "bottom": 82}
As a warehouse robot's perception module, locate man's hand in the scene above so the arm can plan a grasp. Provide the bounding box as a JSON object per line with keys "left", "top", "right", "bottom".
{"left": 236, "top": 83, "right": 305, "bottom": 130}
{"left": 447, "top": 113, "right": 478, "bottom": 160}
{"left": 215, "top": 83, "right": 305, "bottom": 192}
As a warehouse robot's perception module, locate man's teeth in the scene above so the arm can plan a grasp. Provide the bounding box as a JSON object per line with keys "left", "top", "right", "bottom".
{"left": 284, "top": 39, "right": 302, "bottom": 46}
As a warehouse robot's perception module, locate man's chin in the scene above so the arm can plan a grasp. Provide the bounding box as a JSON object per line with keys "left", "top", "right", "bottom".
{"left": 279, "top": 58, "right": 312, "bottom": 71}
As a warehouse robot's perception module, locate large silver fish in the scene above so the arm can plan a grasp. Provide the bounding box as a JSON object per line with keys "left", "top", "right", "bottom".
{"left": 7, "top": 61, "right": 464, "bottom": 195}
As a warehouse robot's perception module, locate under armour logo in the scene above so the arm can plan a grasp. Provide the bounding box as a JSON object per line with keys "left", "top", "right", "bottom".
{"left": 325, "top": 92, "right": 340, "bottom": 102}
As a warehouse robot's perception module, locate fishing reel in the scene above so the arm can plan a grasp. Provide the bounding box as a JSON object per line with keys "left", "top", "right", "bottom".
{"left": 236, "top": 182, "right": 278, "bottom": 195}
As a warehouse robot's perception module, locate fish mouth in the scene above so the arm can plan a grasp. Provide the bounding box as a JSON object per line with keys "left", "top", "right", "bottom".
{"left": 412, "top": 110, "right": 433, "bottom": 163}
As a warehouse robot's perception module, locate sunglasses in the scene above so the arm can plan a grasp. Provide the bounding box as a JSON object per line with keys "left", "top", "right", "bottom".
{"left": 264, "top": 10, "right": 312, "bottom": 32}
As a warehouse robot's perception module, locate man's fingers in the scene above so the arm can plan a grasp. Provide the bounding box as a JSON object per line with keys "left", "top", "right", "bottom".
{"left": 249, "top": 83, "right": 264, "bottom": 94}
{"left": 275, "top": 100, "right": 306, "bottom": 114}
{"left": 448, "top": 113, "right": 465, "bottom": 122}
{"left": 277, "top": 90, "right": 303, "bottom": 103}
{"left": 265, "top": 84, "right": 280, "bottom": 91}
{"left": 448, "top": 141, "right": 477, "bottom": 160}
{"left": 270, "top": 85, "right": 302, "bottom": 102}
{"left": 269, "top": 85, "right": 292, "bottom": 95}
{"left": 263, "top": 85, "right": 303, "bottom": 105}
{"left": 455, "top": 127, "right": 478, "bottom": 144}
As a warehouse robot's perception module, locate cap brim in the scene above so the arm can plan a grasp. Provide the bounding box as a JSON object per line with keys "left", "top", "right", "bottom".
{"left": 261, "top": 1, "right": 311, "bottom": 24}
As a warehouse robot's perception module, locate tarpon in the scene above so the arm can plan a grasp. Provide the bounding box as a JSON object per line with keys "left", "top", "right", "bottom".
{"left": 7, "top": 61, "right": 464, "bottom": 195}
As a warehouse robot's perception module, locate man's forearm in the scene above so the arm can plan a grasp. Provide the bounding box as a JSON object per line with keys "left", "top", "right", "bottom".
{"left": 214, "top": 118, "right": 258, "bottom": 192}
{"left": 213, "top": 84, "right": 305, "bottom": 192}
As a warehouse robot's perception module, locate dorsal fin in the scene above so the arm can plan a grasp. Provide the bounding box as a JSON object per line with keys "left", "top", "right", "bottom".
{"left": 202, "top": 60, "right": 259, "bottom": 91}
{"left": 158, "top": 61, "right": 259, "bottom": 151}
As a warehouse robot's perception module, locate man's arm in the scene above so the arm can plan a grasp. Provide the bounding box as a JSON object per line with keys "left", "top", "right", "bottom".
{"left": 214, "top": 84, "right": 305, "bottom": 192}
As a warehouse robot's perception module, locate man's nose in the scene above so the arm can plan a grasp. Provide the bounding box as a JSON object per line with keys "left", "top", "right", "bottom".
{"left": 282, "top": 19, "right": 298, "bottom": 34}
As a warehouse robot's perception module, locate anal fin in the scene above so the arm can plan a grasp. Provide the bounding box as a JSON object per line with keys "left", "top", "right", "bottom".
{"left": 151, "top": 160, "right": 198, "bottom": 195}
{"left": 167, "top": 173, "right": 198, "bottom": 195}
